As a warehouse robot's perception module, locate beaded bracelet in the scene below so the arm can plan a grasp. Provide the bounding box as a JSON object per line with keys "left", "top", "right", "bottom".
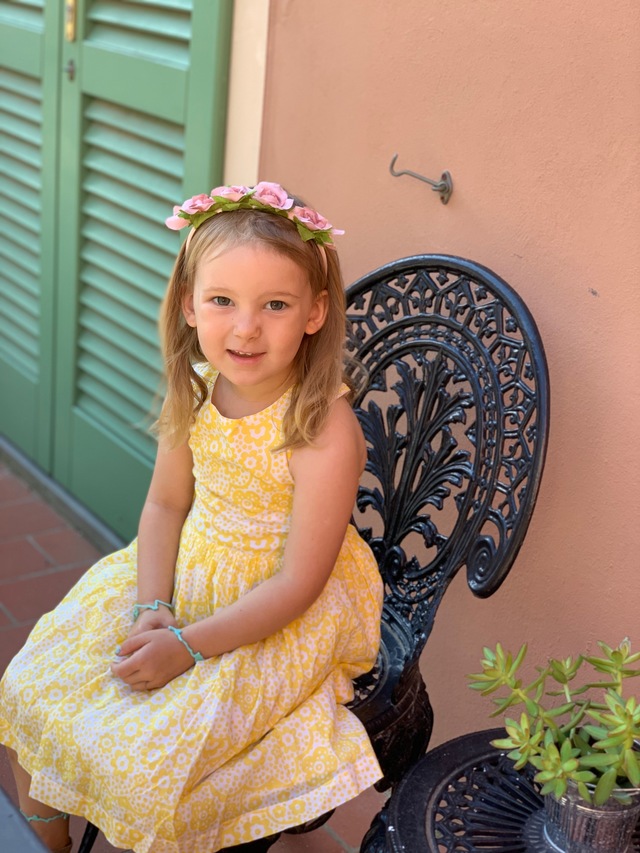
{"left": 132, "top": 599, "right": 174, "bottom": 621}
{"left": 167, "top": 626, "right": 204, "bottom": 662}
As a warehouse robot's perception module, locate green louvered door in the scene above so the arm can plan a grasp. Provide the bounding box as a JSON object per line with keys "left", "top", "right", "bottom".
{"left": 0, "top": 1, "right": 60, "bottom": 465}
{"left": 0, "top": 0, "right": 232, "bottom": 541}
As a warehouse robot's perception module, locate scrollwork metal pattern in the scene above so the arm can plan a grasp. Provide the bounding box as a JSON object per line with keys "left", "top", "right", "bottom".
{"left": 346, "top": 256, "right": 549, "bottom": 661}
{"left": 425, "top": 751, "right": 543, "bottom": 851}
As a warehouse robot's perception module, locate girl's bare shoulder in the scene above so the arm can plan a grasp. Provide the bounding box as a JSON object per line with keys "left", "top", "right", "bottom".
{"left": 290, "top": 396, "right": 366, "bottom": 478}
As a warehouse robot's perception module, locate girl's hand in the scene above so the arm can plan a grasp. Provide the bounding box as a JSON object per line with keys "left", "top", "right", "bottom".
{"left": 127, "top": 606, "right": 177, "bottom": 640}
{"left": 111, "top": 628, "right": 194, "bottom": 690}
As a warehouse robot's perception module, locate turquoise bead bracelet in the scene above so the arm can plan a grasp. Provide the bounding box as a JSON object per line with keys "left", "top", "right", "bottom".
{"left": 132, "top": 599, "right": 174, "bottom": 621}
{"left": 167, "top": 625, "right": 204, "bottom": 662}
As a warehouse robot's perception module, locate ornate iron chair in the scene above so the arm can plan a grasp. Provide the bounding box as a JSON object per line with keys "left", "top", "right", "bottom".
{"left": 344, "top": 254, "right": 549, "bottom": 798}
{"left": 78, "top": 254, "right": 549, "bottom": 853}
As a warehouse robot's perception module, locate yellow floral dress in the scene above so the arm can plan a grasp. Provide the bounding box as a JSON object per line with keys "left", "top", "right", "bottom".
{"left": 0, "top": 369, "right": 383, "bottom": 853}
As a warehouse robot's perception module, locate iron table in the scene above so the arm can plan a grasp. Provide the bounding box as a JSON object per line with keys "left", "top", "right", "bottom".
{"left": 361, "top": 728, "right": 640, "bottom": 852}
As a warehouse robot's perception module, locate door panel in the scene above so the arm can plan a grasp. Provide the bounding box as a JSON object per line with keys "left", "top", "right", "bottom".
{"left": 54, "top": 0, "right": 232, "bottom": 540}
{"left": 0, "top": 66, "right": 43, "bottom": 453}
{"left": 0, "top": 0, "right": 60, "bottom": 465}
{"left": 54, "top": 100, "right": 185, "bottom": 535}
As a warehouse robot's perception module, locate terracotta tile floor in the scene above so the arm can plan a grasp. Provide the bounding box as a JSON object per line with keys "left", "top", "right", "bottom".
{"left": 0, "top": 462, "right": 386, "bottom": 852}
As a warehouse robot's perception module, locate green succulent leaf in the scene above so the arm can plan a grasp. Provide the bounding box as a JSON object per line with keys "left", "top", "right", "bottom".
{"left": 536, "top": 770, "right": 556, "bottom": 783}
{"left": 554, "top": 778, "right": 566, "bottom": 798}
{"left": 593, "top": 734, "right": 626, "bottom": 750}
{"left": 546, "top": 702, "right": 575, "bottom": 718}
{"left": 593, "top": 767, "right": 617, "bottom": 805}
{"left": 584, "top": 680, "right": 624, "bottom": 691}
{"left": 559, "top": 739, "right": 578, "bottom": 761}
{"left": 512, "top": 644, "right": 528, "bottom": 673}
{"left": 573, "top": 770, "right": 597, "bottom": 782}
{"left": 496, "top": 694, "right": 524, "bottom": 713}
{"left": 569, "top": 684, "right": 592, "bottom": 696}
{"left": 581, "top": 724, "right": 608, "bottom": 740}
{"left": 577, "top": 781, "right": 593, "bottom": 802}
{"left": 572, "top": 730, "right": 591, "bottom": 753}
{"left": 578, "top": 753, "right": 619, "bottom": 768}
{"left": 509, "top": 751, "right": 530, "bottom": 770}
{"left": 524, "top": 697, "right": 539, "bottom": 716}
{"left": 492, "top": 737, "right": 517, "bottom": 749}
{"left": 624, "top": 749, "right": 640, "bottom": 786}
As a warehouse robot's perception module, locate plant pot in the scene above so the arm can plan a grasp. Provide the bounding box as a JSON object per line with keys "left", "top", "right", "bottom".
{"left": 542, "top": 781, "right": 640, "bottom": 853}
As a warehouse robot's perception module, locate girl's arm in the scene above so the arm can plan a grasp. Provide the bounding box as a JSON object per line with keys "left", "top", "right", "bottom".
{"left": 128, "top": 436, "right": 195, "bottom": 636}
{"left": 114, "top": 397, "right": 365, "bottom": 687}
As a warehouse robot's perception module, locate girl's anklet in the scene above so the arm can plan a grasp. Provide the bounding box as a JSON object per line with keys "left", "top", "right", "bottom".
{"left": 20, "top": 808, "right": 70, "bottom": 823}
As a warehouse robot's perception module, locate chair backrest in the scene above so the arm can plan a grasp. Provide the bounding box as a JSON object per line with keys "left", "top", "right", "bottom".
{"left": 345, "top": 255, "right": 550, "bottom": 668}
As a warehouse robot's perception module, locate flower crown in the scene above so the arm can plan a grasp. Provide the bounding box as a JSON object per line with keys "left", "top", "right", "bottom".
{"left": 165, "top": 182, "right": 344, "bottom": 248}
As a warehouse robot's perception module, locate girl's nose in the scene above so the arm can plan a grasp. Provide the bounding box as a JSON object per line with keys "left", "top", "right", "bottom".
{"left": 233, "top": 311, "right": 260, "bottom": 339}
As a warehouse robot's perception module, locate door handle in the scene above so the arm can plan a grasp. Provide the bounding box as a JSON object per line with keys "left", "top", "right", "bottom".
{"left": 65, "top": 0, "right": 76, "bottom": 42}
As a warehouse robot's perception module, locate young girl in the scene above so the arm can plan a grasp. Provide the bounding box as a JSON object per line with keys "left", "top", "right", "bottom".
{"left": 0, "top": 183, "right": 383, "bottom": 853}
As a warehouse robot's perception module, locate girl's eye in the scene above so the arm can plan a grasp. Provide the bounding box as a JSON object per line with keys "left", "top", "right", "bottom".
{"left": 267, "top": 300, "right": 286, "bottom": 311}
{"left": 212, "top": 296, "right": 232, "bottom": 306}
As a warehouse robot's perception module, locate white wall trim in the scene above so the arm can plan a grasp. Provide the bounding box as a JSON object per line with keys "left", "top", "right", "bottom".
{"left": 223, "top": 0, "right": 270, "bottom": 186}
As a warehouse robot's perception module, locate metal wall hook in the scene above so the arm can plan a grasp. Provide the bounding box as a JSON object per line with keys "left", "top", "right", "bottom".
{"left": 389, "top": 153, "right": 453, "bottom": 204}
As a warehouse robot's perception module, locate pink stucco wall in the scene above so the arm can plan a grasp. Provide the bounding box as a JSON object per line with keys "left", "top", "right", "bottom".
{"left": 260, "top": 0, "right": 640, "bottom": 745}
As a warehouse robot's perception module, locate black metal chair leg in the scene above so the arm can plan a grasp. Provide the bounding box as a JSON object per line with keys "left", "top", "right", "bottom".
{"left": 77, "top": 822, "right": 279, "bottom": 852}
{"left": 222, "top": 834, "right": 280, "bottom": 851}
{"left": 77, "top": 821, "right": 99, "bottom": 853}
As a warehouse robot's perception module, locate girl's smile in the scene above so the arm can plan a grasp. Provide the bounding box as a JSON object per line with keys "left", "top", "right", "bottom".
{"left": 183, "top": 244, "right": 327, "bottom": 414}
{"left": 228, "top": 350, "right": 265, "bottom": 361}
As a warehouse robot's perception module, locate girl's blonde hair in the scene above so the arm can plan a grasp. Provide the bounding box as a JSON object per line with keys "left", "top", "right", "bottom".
{"left": 157, "top": 206, "right": 354, "bottom": 450}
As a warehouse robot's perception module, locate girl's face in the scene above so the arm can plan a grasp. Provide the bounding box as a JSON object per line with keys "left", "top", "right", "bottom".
{"left": 183, "top": 244, "right": 327, "bottom": 406}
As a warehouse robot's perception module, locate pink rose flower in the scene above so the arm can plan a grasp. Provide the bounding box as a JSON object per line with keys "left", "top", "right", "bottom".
{"left": 165, "top": 206, "right": 190, "bottom": 230}
{"left": 181, "top": 194, "right": 215, "bottom": 215}
{"left": 290, "top": 205, "right": 332, "bottom": 232}
{"left": 210, "top": 185, "right": 250, "bottom": 202}
{"left": 252, "top": 182, "right": 294, "bottom": 210}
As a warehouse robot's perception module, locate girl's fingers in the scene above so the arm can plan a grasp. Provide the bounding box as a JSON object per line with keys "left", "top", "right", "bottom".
{"left": 111, "top": 648, "right": 145, "bottom": 679}
{"left": 119, "top": 630, "right": 154, "bottom": 657}
{"left": 111, "top": 661, "right": 145, "bottom": 686}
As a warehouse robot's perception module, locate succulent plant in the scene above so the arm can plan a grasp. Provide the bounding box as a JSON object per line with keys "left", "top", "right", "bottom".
{"left": 468, "top": 639, "right": 640, "bottom": 805}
